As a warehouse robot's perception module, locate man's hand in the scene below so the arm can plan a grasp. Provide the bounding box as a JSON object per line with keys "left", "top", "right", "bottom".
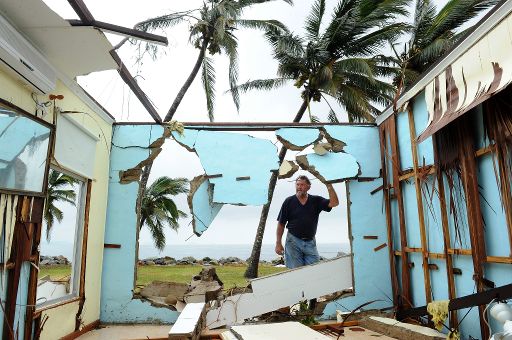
{"left": 275, "top": 243, "right": 284, "bottom": 256}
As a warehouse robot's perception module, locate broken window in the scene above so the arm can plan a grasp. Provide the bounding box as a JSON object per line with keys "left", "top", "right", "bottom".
{"left": 0, "top": 102, "right": 51, "bottom": 195}
{"left": 36, "top": 168, "right": 86, "bottom": 307}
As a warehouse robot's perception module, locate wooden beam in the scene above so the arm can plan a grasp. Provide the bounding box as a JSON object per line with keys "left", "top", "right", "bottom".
{"left": 379, "top": 124, "right": 399, "bottom": 305}
{"left": 388, "top": 115, "right": 412, "bottom": 307}
{"left": 67, "top": 20, "right": 168, "bottom": 45}
{"left": 109, "top": 51, "right": 162, "bottom": 123}
{"left": 374, "top": 243, "right": 387, "bottom": 252}
{"left": 104, "top": 243, "right": 121, "bottom": 249}
{"left": 447, "top": 248, "right": 472, "bottom": 255}
{"left": 407, "top": 109, "right": 432, "bottom": 305}
{"left": 486, "top": 256, "right": 512, "bottom": 264}
{"left": 432, "top": 134, "right": 458, "bottom": 328}
{"left": 66, "top": 0, "right": 94, "bottom": 23}
{"left": 363, "top": 235, "right": 379, "bottom": 240}
{"left": 61, "top": 319, "right": 100, "bottom": 340}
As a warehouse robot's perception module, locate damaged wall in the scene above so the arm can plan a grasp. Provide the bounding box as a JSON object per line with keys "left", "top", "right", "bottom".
{"left": 101, "top": 123, "right": 395, "bottom": 325}
{"left": 0, "top": 66, "right": 114, "bottom": 340}
{"left": 381, "top": 88, "right": 512, "bottom": 339}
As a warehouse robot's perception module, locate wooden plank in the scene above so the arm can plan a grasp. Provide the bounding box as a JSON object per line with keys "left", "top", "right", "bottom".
{"left": 379, "top": 123, "right": 399, "bottom": 305}
{"left": 363, "top": 236, "right": 379, "bottom": 240}
{"left": 387, "top": 115, "right": 412, "bottom": 307}
{"left": 235, "top": 176, "right": 250, "bottom": 181}
{"left": 230, "top": 322, "right": 331, "bottom": 340}
{"left": 374, "top": 243, "right": 387, "bottom": 252}
{"left": 75, "top": 179, "right": 92, "bottom": 331}
{"left": 169, "top": 302, "right": 206, "bottom": 339}
{"left": 447, "top": 248, "right": 472, "bottom": 255}
{"left": 486, "top": 256, "right": 512, "bottom": 264}
{"left": 407, "top": 109, "right": 432, "bottom": 305}
{"left": 370, "top": 184, "right": 384, "bottom": 195}
{"left": 60, "top": 319, "right": 100, "bottom": 340}
{"left": 432, "top": 134, "right": 458, "bottom": 328}
{"left": 104, "top": 243, "right": 121, "bottom": 249}
{"left": 457, "top": 118, "right": 488, "bottom": 340}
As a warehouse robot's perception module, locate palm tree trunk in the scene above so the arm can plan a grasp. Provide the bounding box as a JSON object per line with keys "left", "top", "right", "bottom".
{"left": 164, "top": 37, "right": 210, "bottom": 122}
{"left": 136, "top": 162, "right": 152, "bottom": 230}
{"left": 244, "top": 99, "right": 309, "bottom": 278}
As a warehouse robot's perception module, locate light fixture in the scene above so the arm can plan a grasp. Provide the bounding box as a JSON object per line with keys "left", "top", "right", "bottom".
{"left": 490, "top": 302, "right": 512, "bottom": 340}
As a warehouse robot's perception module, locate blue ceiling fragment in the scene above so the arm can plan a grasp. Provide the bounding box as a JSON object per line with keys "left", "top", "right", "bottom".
{"left": 189, "top": 175, "right": 223, "bottom": 236}
{"left": 275, "top": 128, "right": 321, "bottom": 150}
{"left": 296, "top": 152, "right": 359, "bottom": 183}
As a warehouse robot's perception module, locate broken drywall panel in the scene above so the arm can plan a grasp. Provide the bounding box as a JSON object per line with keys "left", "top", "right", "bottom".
{"left": 112, "top": 124, "right": 165, "bottom": 148}
{"left": 172, "top": 128, "right": 199, "bottom": 152}
{"left": 275, "top": 128, "right": 321, "bottom": 150}
{"left": 278, "top": 160, "right": 299, "bottom": 179}
{"left": 192, "top": 130, "right": 279, "bottom": 205}
{"left": 296, "top": 152, "right": 359, "bottom": 183}
{"left": 206, "top": 256, "right": 353, "bottom": 329}
{"left": 188, "top": 175, "right": 223, "bottom": 235}
{"left": 230, "top": 322, "right": 331, "bottom": 340}
{"left": 323, "top": 126, "right": 381, "bottom": 178}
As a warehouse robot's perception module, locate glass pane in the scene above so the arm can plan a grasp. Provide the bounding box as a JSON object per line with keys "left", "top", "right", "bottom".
{"left": 37, "top": 169, "right": 84, "bottom": 306}
{"left": 0, "top": 104, "right": 51, "bottom": 193}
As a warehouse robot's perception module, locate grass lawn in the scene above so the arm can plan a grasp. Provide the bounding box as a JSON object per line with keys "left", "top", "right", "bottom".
{"left": 137, "top": 264, "right": 287, "bottom": 289}
{"left": 38, "top": 264, "right": 287, "bottom": 289}
{"left": 39, "top": 265, "right": 71, "bottom": 280}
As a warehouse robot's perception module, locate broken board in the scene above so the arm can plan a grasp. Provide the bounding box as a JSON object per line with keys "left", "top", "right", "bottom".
{"left": 222, "top": 321, "right": 331, "bottom": 340}
{"left": 206, "top": 255, "right": 353, "bottom": 329}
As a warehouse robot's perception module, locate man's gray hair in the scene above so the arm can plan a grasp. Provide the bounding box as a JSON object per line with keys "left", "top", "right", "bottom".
{"left": 295, "top": 175, "right": 311, "bottom": 185}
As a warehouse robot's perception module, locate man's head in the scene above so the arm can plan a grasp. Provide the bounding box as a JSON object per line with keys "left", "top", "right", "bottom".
{"left": 295, "top": 175, "right": 311, "bottom": 198}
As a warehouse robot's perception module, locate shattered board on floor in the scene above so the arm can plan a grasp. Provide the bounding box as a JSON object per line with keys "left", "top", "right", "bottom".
{"left": 221, "top": 322, "right": 331, "bottom": 340}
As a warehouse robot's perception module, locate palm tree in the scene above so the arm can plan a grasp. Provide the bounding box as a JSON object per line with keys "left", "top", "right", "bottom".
{"left": 238, "top": 0, "right": 409, "bottom": 278}
{"left": 391, "top": 0, "right": 497, "bottom": 98}
{"left": 44, "top": 170, "right": 78, "bottom": 241}
{"left": 139, "top": 176, "right": 189, "bottom": 251}
{"left": 131, "top": 0, "right": 292, "bottom": 241}
{"left": 134, "top": 0, "right": 292, "bottom": 122}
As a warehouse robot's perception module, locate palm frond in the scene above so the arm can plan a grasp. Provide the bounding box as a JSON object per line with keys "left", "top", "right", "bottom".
{"left": 233, "top": 78, "right": 291, "bottom": 94}
{"left": 220, "top": 33, "right": 241, "bottom": 111}
{"left": 304, "top": 0, "right": 326, "bottom": 40}
{"left": 236, "top": 19, "right": 288, "bottom": 34}
{"left": 201, "top": 56, "right": 216, "bottom": 122}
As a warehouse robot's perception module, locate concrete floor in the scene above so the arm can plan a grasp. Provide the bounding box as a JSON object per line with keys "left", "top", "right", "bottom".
{"left": 77, "top": 325, "right": 169, "bottom": 340}
{"left": 76, "top": 324, "right": 396, "bottom": 339}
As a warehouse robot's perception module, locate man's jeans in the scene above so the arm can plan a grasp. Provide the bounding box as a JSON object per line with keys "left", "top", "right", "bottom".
{"left": 284, "top": 232, "right": 320, "bottom": 269}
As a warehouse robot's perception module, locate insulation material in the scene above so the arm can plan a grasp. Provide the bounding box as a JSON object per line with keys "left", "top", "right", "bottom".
{"left": 323, "top": 126, "right": 381, "bottom": 178}
{"left": 427, "top": 300, "right": 449, "bottom": 331}
{"left": 296, "top": 153, "right": 359, "bottom": 183}
{"left": 1, "top": 194, "right": 17, "bottom": 263}
{"left": 275, "top": 128, "right": 321, "bottom": 150}
{"left": 174, "top": 129, "right": 279, "bottom": 205}
{"left": 419, "top": 13, "right": 512, "bottom": 142}
{"left": 188, "top": 176, "right": 223, "bottom": 236}
{"left": 278, "top": 160, "right": 299, "bottom": 179}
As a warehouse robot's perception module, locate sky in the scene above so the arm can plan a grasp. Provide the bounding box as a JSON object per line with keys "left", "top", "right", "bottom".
{"left": 39, "top": 0, "right": 460, "bottom": 251}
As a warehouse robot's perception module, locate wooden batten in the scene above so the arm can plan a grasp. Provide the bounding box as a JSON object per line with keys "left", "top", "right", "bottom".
{"left": 379, "top": 123, "right": 399, "bottom": 305}
{"left": 407, "top": 109, "right": 432, "bottom": 305}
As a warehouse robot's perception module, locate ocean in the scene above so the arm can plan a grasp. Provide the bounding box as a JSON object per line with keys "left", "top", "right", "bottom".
{"left": 41, "top": 241, "right": 351, "bottom": 262}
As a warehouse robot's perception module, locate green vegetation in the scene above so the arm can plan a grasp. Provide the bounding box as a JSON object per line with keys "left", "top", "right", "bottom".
{"left": 38, "top": 264, "right": 286, "bottom": 289}
{"left": 136, "top": 264, "right": 287, "bottom": 289}
{"left": 38, "top": 265, "right": 72, "bottom": 280}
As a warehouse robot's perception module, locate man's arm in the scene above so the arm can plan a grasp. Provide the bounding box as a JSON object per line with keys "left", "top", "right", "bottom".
{"left": 275, "top": 222, "right": 285, "bottom": 255}
{"left": 327, "top": 183, "right": 339, "bottom": 208}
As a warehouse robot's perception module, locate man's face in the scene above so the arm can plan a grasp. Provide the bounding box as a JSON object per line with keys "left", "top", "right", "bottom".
{"left": 295, "top": 179, "right": 311, "bottom": 197}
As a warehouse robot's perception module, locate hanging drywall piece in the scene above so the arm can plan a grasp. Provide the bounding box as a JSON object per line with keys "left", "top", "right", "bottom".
{"left": 188, "top": 175, "right": 223, "bottom": 235}
{"left": 174, "top": 130, "right": 279, "bottom": 206}
{"left": 275, "top": 128, "right": 322, "bottom": 150}
{"left": 313, "top": 142, "right": 332, "bottom": 156}
{"left": 278, "top": 160, "right": 299, "bottom": 179}
{"left": 296, "top": 153, "right": 359, "bottom": 183}
{"left": 323, "top": 126, "right": 381, "bottom": 178}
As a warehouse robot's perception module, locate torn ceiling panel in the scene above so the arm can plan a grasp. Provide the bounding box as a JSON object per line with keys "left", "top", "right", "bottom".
{"left": 296, "top": 152, "right": 359, "bottom": 183}
{"left": 275, "top": 128, "right": 321, "bottom": 150}
{"left": 174, "top": 129, "right": 279, "bottom": 205}
{"left": 323, "top": 126, "right": 381, "bottom": 178}
{"left": 188, "top": 175, "right": 223, "bottom": 235}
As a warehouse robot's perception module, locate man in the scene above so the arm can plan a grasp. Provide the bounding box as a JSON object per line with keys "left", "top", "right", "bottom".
{"left": 275, "top": 175, "right": 339, "bottom": 269}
